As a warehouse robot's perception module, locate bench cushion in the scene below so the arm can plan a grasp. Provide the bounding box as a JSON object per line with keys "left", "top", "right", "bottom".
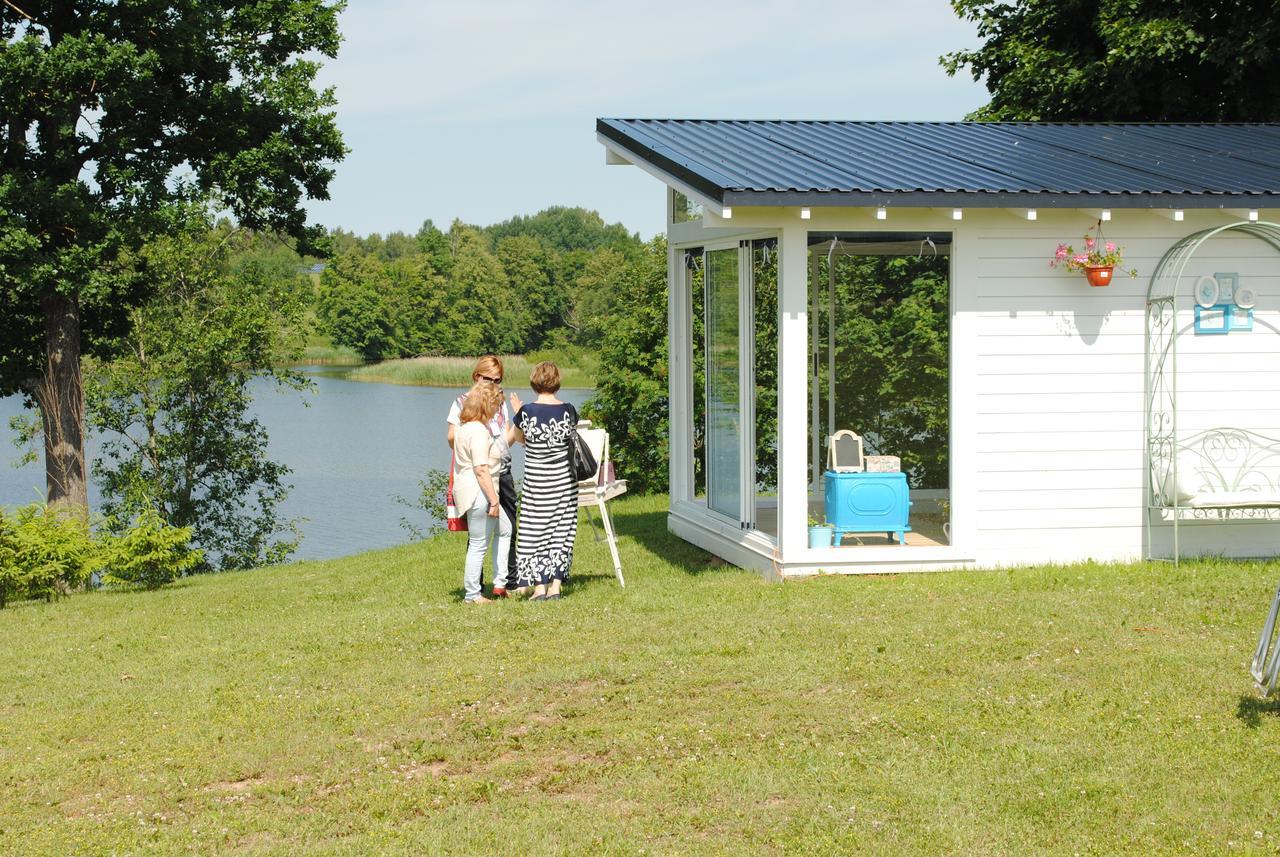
{"left": 1184, "top": 491, "right": 1280, "bottom": 508}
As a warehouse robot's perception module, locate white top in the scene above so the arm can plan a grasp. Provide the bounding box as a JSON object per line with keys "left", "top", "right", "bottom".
{"left": 447, "top": 396, "right": 512, "bottom": 475}
{"left": 452, "top": 421, "right": 501, "bottom": 514}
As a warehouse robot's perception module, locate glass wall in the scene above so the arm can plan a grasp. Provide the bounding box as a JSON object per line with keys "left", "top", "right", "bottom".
{"left": 682, "top": 239, "right": 778, "bottom": 540}
{"left": 808, "top": 233, "right": 951, "bottom": 544}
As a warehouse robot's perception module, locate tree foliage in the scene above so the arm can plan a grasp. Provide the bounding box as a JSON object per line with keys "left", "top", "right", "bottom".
{"left": 394, "top": 469, "right": 450, "bottom": 541}
{"left": 820, "top": 255, "right": 950, "bottom": 488}
{"left": 943, "top": 0, "right": 1280, "bottom": 121}
{"left": 0, "top": 504, "right": 97, "bottom": 607}
{"left": 99, "top": 510, "right": 202, "bottom": 590}
{"left": 86, "top": 222, "right": 308, "bottom": 571}
{"left": 314, "top": 208, "right": 642, "bottom": 361}
{"left": 0, "top": 503, "right": 200, "bottom": 605}
{"left": 316, "top": 252, "right": 405, "bottom": 361}
{"left": 582, "top": 238, "right": 670, "bottom": 494}
{"left": 486, "top": 206, "right": 638, "bottom": 253}
{"left": 0, "top": 0, "right": 345, "bottom": 510}
{"left": 587, "top": 240, "right": 948, "bottom": 496}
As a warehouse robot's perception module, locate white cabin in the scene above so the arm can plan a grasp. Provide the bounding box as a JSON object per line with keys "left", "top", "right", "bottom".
{"left": 597, "top": 119, "right": 1280, "bottom": 578}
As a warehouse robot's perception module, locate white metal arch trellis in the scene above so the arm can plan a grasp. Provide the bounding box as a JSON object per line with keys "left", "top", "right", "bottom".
{"left": 1145, "top": 220, "right": 1280, "bottom": 561}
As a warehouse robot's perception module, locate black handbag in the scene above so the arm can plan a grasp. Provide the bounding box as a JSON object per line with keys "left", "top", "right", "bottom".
{"left": 566, "top": 408, "right": 598, "bottom": 482}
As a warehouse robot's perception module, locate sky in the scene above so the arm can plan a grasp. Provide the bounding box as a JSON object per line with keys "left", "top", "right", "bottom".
{"left": 306, "top": 0, "right": 992, "bottom": 240}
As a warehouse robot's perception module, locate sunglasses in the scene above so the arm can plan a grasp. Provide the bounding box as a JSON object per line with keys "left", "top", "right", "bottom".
{"left": 479, "top": 375, "right": 503, "bottom": 384}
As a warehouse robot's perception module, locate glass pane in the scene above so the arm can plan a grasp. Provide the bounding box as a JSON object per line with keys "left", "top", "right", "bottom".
{"left": 753, "top": 241, "right": 778, "bottom": 496}
{"left": 752, "top": 240, "right": 778, "bottom": 538}
{"left": 673, "top": 190, "right": 704, "bottom": 224}
{"left": 690, "top": 253, "right": 706, "bottom": 500}
{"left": 808, "top": 234, "right": 952, "bottom": 545}
{"left": 706, "top": 247, "right": 741, "bottom": 519}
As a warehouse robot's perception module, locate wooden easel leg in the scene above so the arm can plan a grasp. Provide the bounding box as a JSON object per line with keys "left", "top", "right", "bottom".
{"left": 597, "top": 497, "right": 624, "bottom": 587}
{"left": 583, "top": 502, "right": 604, "bottom": 543}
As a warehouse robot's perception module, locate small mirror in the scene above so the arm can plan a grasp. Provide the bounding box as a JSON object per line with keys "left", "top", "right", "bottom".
{"left": 827, "top": 430, "right": 864, "bottom": 473}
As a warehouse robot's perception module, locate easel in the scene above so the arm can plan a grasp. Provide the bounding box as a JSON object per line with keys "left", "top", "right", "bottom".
{"left": 575, "top": 422, "right": 626, "bottom": 587}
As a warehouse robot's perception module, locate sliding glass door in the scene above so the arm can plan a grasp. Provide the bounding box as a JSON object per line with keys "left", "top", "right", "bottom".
{"left": 684, "top": 237, "right": 776, "bottom": 538}
{"left": 705, "top": 245, "right": 743, "bottom": 521}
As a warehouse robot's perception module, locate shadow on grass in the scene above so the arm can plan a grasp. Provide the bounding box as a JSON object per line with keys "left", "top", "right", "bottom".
{"left": 1235, "top": 694, "right": 1280, "bottom": 728}
{"left": 437, "top": 503, "right": 732, "bottom": 603}
{"left": 605, "top": 508, "right": 727, "bottom": 577}
{"left": 96, "top": 577, "right": 203, "bottom": 597}
{"left": 444, "top": 566, "right": 619, "bottom": 603}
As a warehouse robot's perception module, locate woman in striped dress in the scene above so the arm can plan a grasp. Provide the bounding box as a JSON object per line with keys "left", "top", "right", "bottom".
{"left": 513, "top": 362, "right": 579, "bottom": 600}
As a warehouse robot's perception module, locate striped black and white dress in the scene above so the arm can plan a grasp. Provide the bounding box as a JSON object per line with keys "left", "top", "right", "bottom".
{"left": 514, "top": 401, "right": 579, "bottom": 586}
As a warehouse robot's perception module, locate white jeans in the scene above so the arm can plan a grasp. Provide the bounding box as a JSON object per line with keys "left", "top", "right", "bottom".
{"left": 463, "top": 490, "right": 512, "bottom": 601}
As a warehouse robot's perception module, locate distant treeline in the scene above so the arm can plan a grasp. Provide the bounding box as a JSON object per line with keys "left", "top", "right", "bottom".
{"left": 311, "top": 207, "right": 648, "bottom": 361}
{"left": 200, "top": 207, "right": 678, "bottom": 496}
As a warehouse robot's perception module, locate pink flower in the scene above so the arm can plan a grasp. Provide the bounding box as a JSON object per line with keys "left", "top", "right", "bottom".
{"left": 1085, "top": 237, "right": 1095, "bottom": 249}
{"left": 1074, "top": 254, "right": 1089, "bottom": 265}
{"left": 1105, "top": 242, "right": 1116, "bottom": 252}
{"left": 1055, "top": 245, "right": 1068, "bottom": 259}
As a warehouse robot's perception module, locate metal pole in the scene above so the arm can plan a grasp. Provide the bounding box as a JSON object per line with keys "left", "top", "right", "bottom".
{"left": 827, "top": 247, "right": 836, "bottom": 445}
{"left": 809, "top": 249, "right": 820, "bottom": 492}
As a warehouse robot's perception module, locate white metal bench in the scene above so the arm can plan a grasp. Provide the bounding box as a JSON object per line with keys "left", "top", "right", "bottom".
{"left": 575, "top": 421, "right": 626, "bottom": 587}
{"left": 1149, "top": 428, "right": 1280, "bottom": 696}
{"left": 1153, "top": 428, "right": 1280, "bottom": 516}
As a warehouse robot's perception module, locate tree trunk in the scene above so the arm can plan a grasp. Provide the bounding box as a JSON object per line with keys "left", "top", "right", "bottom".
{"left": 37, "top": 291, "right": 88, "bottom": 514}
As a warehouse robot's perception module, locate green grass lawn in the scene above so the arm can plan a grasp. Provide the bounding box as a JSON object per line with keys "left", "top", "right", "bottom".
{"left": 342, "top": 353, "right": 596, "bottom": 389}
{"left": 4, "top": 494, "right": 1280, "bottom": 854}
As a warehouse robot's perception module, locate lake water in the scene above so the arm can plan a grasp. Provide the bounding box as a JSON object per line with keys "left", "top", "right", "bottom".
{"left": 0, "top": 372, "right": 593, "bottom": 561}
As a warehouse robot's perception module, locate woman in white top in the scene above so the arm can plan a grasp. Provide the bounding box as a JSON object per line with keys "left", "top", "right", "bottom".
{"left": 446, "top": 355, "right": 521, "bottom": 596}
{"left": 452, "top": 382, "right": 506, "bottom": 603}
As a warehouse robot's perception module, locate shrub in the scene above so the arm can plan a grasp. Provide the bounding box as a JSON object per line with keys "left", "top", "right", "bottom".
{"left": 0, "top": 510, "right": 14, "bottom": 608}
{"left": 0, "top": 505, "right": 202, "bottom": 607}
{"left": 395, "top": 469, "right": 451, "bottom": 540}
{"left": 100, "top": 510, "right": 203, "bottom": 590}
{"left": 0, "top": 505, "right": 99, "bottom": 608}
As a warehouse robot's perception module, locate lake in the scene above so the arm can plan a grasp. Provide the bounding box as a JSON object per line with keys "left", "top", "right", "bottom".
{"left": 0, "top": 372, "right": 593, "bottom": 561}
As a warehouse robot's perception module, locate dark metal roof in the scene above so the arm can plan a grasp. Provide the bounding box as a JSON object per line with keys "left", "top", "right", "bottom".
{"left": 596, "top": 119, "right": 1280, "bottom": 208}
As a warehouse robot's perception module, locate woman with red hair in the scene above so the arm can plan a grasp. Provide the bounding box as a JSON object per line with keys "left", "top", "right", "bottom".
{"left": 447, "top": 355, "right": 521, "bottom": 596}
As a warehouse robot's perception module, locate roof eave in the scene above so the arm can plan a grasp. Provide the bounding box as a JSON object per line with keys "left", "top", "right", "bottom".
{"left": 722, "top": 189, "right": 1280, "bottom": 208}
{"left": 597, "top": 119, "right": 726, "bottom": 206}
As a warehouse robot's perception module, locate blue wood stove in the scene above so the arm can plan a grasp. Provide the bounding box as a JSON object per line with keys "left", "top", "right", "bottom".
{"left": 823, "top": 471, "right": 912, "bottom": 545}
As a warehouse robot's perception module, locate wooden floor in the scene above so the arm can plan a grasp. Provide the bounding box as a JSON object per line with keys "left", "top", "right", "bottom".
{"left": 752, "top": 504, "right": 948, "bottom": 548}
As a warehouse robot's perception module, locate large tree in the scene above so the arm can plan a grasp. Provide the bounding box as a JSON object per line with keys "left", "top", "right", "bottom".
{"left": 581, "top": 238, "right": 670, "bottom": 494}
{"left": 0, "top": 1, "right": 346, "bottom": 511}
{"left": 943, "top": 0, "right": 1280, "bottom": 121}
{"left": 87, "top": 221, "right": 309, "bottom": 570}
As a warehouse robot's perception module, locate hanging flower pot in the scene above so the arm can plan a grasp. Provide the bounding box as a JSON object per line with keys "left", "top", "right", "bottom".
{"left": 1085, "top": 264, "right": 1114, "bottom": 287}
{"left": 1051, "top": 221, "right": 1137, "bottom": 287}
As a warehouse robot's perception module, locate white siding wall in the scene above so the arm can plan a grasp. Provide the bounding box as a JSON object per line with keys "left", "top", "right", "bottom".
{"left": 660, "top": 203, "right": 1280, "bottom": 573}
{"left": 960, "top": 209, "right": 1280, "bottom": 565}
